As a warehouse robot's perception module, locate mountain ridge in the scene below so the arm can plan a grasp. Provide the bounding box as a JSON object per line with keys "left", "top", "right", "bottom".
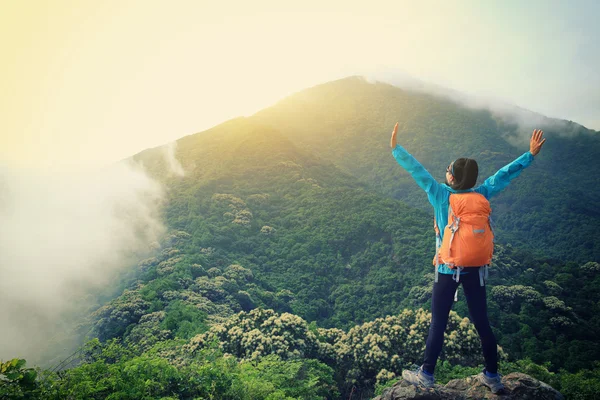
{"left": 126, "top": 75, "right": 600, "bottom": 263}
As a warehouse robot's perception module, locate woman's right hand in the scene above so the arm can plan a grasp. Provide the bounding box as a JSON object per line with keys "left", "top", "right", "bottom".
{"left": 390, "top": 122, "right": 399, "bottom": 149}
{"left": 529, "top": 129, "right": 546, "bottom": 156}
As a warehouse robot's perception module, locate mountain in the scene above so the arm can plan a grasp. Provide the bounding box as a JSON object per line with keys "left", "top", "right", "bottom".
{"left": 131, "top": 117, "right": 434, "bottom": 327}
{"left": 10, "top": 77, "right": 598, "bottom": 399}
{"left": 134, "top": 76, "right": 600, "bottom": 263}
{"left": 124, "top": 76, "right": 600, "bottom": 363}
{"left": 250, "top": 76, "right": 600, "bottom": 263}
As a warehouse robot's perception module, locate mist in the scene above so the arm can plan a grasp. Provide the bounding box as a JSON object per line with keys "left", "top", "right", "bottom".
{"left": 163, "top": 141, "right": 185, "bottom": 177}
{"left": 0, "top": 158, "right": 169, "bottom": 365}
{"left": 363, "top": 71, "right": 594, "bottom": 147}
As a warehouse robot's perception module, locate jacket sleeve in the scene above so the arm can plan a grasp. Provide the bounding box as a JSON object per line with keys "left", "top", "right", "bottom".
{"left": 475, "top": 151, "right": 534, "bottom": 199}
{"left": 392, "top": 144, "right": 443, "bottom": 206}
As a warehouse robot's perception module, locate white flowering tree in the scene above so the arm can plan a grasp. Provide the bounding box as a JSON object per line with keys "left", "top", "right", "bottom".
{"left": 327, "top": 308, "right": 491, "bottom": 386}
{"left": 186, "top": 307, "right": 499, "bottom": 389}
{"left": 187, "top": 308, "right": 321, "bottom": 361}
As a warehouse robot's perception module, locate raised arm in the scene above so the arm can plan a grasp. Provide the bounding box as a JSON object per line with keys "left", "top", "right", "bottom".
{"left": 390, "top": 122, "right": 443, "bottom": 204}
{"left": 476, "top": 129, "right": 546, "bottom": 199}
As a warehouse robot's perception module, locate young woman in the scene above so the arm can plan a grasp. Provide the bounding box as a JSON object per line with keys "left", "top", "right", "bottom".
{"left": 390, "top": 123, "right": 546, "bottom": 394}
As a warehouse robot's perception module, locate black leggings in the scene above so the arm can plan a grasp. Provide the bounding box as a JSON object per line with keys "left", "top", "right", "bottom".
{"left": 422, "top": 269, "right": 498, "bottom": 374}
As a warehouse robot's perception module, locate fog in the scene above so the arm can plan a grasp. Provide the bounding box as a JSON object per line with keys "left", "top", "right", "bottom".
{"left": 0, "top": 155, "right": 173, "bottom": 365}
{"left": 364, "top": 72, "right": 592, "bottom": 148}
{"left": 163, "top": 141, "right": 185, "bottom": 177}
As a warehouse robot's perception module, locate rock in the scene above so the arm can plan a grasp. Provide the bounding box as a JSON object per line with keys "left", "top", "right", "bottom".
{"left": 372, "top": 372, "right": 564, "bottom": 400}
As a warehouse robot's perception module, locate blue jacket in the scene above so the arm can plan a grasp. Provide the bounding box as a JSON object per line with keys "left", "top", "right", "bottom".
{"left": 391, "top": 144, "right": 534, "bottom": 275}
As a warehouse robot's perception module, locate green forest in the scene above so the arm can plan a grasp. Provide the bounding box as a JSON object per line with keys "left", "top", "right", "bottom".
{"left": 3, "top": 77, "right": 600, "bottom": 399}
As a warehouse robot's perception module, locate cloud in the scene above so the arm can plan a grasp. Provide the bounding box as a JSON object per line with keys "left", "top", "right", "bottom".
{"left": 362, "top": 71, "right": 593, "bottom": 147}
{"left": 0, "top": 160, "right": 167, "bottom": 365}
{"left": 163, "top": 141, "right": 185, "bottom": 177}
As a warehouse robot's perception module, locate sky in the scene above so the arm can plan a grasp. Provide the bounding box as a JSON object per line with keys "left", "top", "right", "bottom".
{"left": 0, "top": 0, "right": 598, "bottom": 169}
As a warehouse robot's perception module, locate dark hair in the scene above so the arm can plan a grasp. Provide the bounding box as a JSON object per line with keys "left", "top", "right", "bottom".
{"left": 450, "top": 158, "right": 478, "bottom": 190}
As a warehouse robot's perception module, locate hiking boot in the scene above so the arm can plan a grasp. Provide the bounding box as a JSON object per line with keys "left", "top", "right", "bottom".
{"left": 402, "top": 366, "right": 434, "bottom": 389}
{"left": 477, "top": 370, "right": 505, "bottom": 394}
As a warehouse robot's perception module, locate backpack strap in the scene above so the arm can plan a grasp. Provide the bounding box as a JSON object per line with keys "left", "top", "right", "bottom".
{"left": 434, "top": 217, "right": 441, "bottom": 283}
{"left": 479, "top": 265, "right": 490, "bottom": 287}
{"left": 447, "top": 203, "right": 460, "bottom": 261}
{"left": 452, "top": 266, "right": 464, "bottom": 283}
{"left": 452, "top": 266, "right": 463, "bottom": 302}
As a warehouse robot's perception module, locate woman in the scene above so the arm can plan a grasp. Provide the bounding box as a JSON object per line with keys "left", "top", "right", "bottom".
{"left": 390, "top": 123, "right": 546, "bottom": 394}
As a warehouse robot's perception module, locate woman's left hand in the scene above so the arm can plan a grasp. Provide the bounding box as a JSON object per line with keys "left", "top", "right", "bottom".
{"left": 390, "top": 122, "right": 399, "bottom": 149}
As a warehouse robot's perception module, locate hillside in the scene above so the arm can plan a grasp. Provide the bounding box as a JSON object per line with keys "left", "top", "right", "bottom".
{"left": 119, "top": 78, "right": 600, "bottom": 394}
{"left": 5, "top": 77, "right": 598, "bottom": 399}
{"left": 252, "top": 76, "right": 600, "bottom": 263}
{"left": 122, "top": 104, "right": 598, "bottom": 389}
{"left": 131, "top": 118, "right": 433, "bottom": 327}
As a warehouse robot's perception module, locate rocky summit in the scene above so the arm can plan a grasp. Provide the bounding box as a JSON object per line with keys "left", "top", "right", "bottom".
{"left": 372, "top": 372, "right": 564, "bottom": 400}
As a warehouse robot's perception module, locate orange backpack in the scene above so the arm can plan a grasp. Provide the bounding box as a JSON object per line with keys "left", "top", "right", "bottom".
{"left": 433, "top": 192, "right": 494, "bottom": 269}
